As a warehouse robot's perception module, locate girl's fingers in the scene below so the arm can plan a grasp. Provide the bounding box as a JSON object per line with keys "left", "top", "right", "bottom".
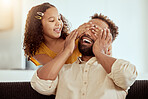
{"left": 91, "top": 30, "right": 98, "bottom": 40}
{"left": 68, "top": 30, "right": 77, "bottom": 40}
{"left": 91, "top": 29, "right": 103, "bottom": 40}
{"left": 76, "top": 32, "right": 84, "bottom": 39}
{"left": 90, "top": 24, "right": 102, "bottom": 35}
{"left": 89, "top": 24, "right": 101, "bottom": 32}
{"left": 84, "top": 22, "right": 101, "bottom": 31}
{"left": 71, "top": 30, "right": 78, "bottom": 38}
{"left": 72, "top": 30, "right": 79, "bottom": 40}
{"left": 68, "top": 29, "right": 79, "bottom": 41}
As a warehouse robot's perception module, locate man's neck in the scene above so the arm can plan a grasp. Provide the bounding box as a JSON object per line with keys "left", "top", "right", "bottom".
{"left": 81, "top": 55, "right": 92, "bottom": 62}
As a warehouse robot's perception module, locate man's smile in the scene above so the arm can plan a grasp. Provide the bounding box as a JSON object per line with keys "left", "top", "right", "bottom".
{"left": 79, "top": 34, "right": 94, "bottom": 46}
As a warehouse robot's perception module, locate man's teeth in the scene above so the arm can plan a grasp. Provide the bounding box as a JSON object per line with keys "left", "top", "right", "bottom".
{"left": 83, "top": 39, "right": 91, "bottom": 44}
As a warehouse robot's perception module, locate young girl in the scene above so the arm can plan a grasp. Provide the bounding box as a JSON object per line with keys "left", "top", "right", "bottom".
{"left": 23, "top": 3, "right": 81, "bottom": 66}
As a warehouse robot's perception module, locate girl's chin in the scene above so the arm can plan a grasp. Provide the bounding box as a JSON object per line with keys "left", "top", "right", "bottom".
{"left": 54, "top": 34, "right": 61, "bottom": 38}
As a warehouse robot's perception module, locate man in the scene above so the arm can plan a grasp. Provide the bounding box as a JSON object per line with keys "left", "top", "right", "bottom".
{"left": 31, "top": 13, "right": 137, "bottom": 99}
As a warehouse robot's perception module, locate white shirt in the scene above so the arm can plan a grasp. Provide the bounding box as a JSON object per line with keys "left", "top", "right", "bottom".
{"left": 31, "top": 57, "right": 137, "bottom": 99}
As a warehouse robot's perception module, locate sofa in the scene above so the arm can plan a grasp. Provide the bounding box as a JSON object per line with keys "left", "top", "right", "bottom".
{"left": 0, "top": 80, "right": 147, "bottom": 99}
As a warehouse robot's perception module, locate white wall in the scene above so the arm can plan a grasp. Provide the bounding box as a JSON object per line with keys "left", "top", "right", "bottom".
{"left": 0, "top": 0, "right": 148, "bottom": 81}
{"left": 0, "top": 70, "right": 35, "bottom": 82}
{"left": 0, "top": 0, "right": 25, "bottom": 69}
{"left": 144, "top": 0, "right": 148, "bottom": 73}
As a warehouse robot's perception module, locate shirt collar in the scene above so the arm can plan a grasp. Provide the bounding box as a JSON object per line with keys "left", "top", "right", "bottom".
{"left": 76, "top": 57, "right": 97, "bottom": 65}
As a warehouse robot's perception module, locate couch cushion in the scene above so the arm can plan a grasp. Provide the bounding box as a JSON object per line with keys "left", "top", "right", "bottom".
{"left": 0, "top": 80, "right": 148, "bottom": 99}
{"left": 0, "top": 82, "right": 55, "bottom": 99}
{"left": 126, "top": 80, "right": 148, "bottom": 99}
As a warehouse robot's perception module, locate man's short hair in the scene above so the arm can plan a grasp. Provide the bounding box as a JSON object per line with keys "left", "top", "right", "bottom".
{"left": 91, "top": 13, "right": 119, "bottom": 41}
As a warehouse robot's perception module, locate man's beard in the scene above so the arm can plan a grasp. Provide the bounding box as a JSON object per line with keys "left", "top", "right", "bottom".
{"left": 78, "top": 34, "right": 95, "bottom": 57}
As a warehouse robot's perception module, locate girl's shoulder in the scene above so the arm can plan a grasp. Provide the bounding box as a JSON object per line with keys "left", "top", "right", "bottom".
{"left": 35, "top": 43, "right": 57, "bottom": 58}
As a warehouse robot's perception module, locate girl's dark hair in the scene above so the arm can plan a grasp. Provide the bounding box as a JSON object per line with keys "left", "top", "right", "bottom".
{"left": 91, "top": 13, "right": 119, "bottom": 41}
{"left": 23, "top": 3, "right": 70, "bottom": 59}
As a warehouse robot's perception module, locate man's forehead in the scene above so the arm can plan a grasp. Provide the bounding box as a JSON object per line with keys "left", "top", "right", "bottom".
{"left": 89, "top": 19, "right": 109, "bottom": 28}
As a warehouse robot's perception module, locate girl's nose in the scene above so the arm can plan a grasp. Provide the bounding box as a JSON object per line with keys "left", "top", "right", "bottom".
{"left": 56, "top": 21, "right": 61, "bottom": 26}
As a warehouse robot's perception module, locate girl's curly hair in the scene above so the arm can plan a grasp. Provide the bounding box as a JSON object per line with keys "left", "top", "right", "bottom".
{"left": 91, "top": 13, "right": 119, "bottom": 41}
{"left": 23, "top": 3, "right": 70, "bottom": 59}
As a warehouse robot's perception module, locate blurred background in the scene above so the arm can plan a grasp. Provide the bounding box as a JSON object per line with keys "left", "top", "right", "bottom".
{"left": 0, "top": 0, "right": 148, "bottom": 81}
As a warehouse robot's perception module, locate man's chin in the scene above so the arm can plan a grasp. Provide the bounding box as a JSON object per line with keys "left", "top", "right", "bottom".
{"left": 78, "top": 43, "right": 95, "bottom": 57}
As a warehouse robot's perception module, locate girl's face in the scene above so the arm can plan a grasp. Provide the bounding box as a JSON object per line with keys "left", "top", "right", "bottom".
{"left": 41, "top": 7, "right": 63, "bottom": 39}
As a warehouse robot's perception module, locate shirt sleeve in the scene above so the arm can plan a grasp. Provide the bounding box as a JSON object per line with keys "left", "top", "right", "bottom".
{"left": 108, "top": 59, "right": 138, "bottom": 90}
{"left": 30, "top": 71, "right": 58, "bottom": 95}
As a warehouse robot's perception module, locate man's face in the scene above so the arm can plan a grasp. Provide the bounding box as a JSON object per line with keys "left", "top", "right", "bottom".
{"left": 78, "top": 19, "right": 109, "bottom": 56}
{"left": 78, "top": 33, "right": 95, "bottom": 56}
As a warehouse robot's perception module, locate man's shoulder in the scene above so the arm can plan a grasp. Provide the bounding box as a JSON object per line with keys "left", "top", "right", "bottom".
{"left": 60, "top": 63, "right": 73, "bottom": 72}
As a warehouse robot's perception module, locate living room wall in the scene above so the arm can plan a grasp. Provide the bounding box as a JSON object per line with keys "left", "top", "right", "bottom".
{"left": 0, "top": 0, "right": 25, "bottom": 69}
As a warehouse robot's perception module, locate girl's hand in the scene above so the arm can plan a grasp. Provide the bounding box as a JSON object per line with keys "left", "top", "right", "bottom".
{"left": 64, "top": 30, "right": 78, "bottom": 54}
{"left": 77, "top": 22, "right": 95, "bottom": 39}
